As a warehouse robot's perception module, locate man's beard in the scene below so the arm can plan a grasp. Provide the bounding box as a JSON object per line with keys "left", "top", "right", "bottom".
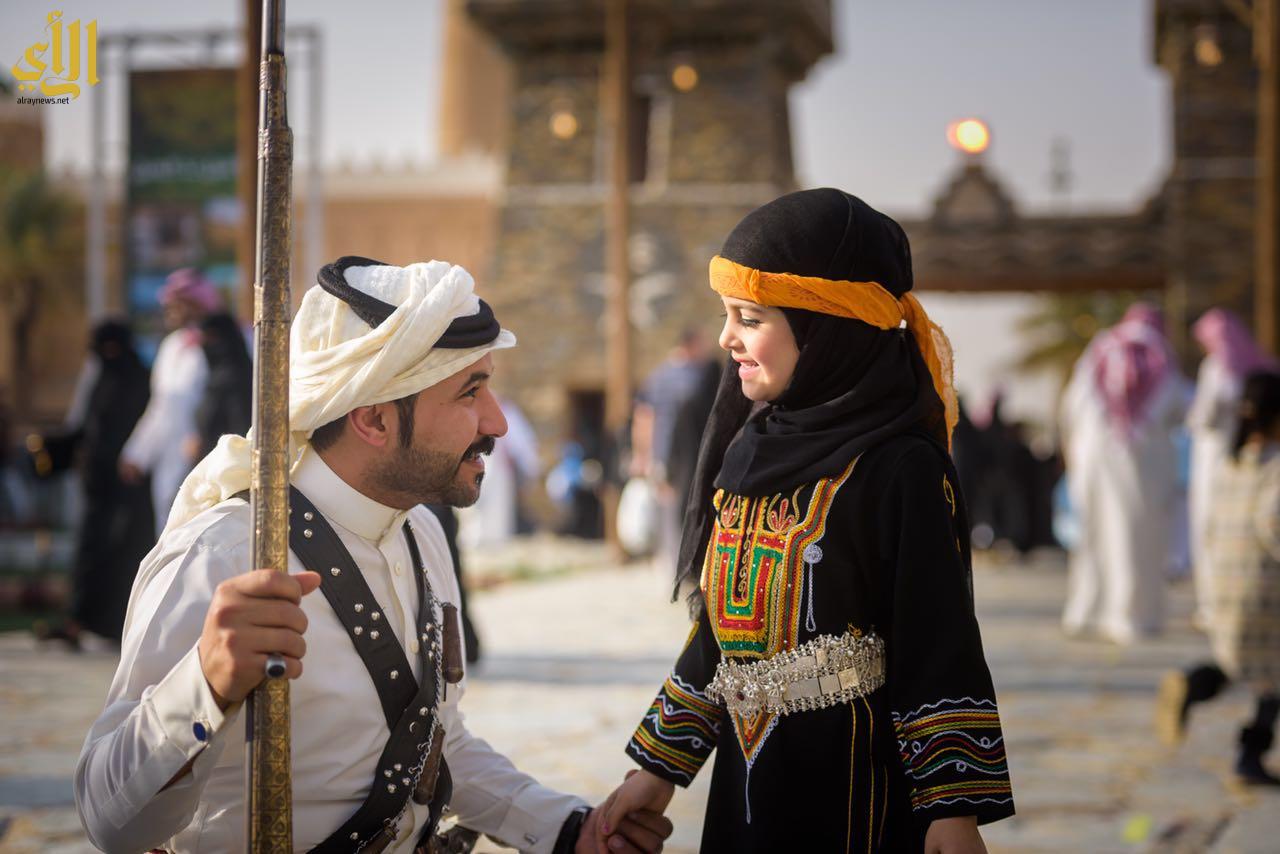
{"left": 370, "top": 436, "right": 495, "bottom": 508}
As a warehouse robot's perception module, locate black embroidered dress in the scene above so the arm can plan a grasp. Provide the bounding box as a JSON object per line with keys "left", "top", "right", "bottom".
{"left": 625, "top": 436, "right": 1015, "bottom": 852}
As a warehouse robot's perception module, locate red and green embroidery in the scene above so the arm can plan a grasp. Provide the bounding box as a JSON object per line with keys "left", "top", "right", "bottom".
{"left": 627, "top": 673, "right": 721, "bottom": 784}
{"left": 700, "top": 459, "right": 858, "bottom": 764}
{"left": 701, "top": 459, "right": 857, "bottom": 659}
{"left": 891, "top": 697, "right": 1012, "bottom": 812}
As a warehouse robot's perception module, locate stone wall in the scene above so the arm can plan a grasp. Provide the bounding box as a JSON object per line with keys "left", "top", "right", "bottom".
{"left": 1156, "top": 0, "right": 1258, "bottom": 352}
{"left": 473, "top": 0, "right": 832, "bottom": 451}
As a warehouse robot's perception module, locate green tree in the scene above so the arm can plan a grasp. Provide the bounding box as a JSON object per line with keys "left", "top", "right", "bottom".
{"left": 1013, "top": 291, "right": 1154, "bottom": 389}
{"left": 0, "top": 167, "right": 78, "bottom": 415}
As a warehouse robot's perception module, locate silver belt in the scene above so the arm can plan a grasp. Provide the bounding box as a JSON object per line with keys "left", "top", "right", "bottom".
{"left": 705, "top": 631, "right": 885, "bottom": 719}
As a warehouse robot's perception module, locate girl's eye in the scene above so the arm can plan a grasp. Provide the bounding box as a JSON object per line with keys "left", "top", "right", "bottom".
{"left": 739, "top": 317, "right": 761, "bottom": 328}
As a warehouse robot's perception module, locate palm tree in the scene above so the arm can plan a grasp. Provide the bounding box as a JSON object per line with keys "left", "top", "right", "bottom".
{"left": 0, "top": 167, "right": 78, "bottom": 415}
{"left": 1012, "top": 291, "right": 1153, "bottom": 388}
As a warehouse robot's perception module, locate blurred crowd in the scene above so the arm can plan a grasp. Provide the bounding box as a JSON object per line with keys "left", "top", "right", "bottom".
{"left": 3, "top": 267, "right": 1279, "bottom": 787}
{"left": 1057, "top": 303, "right": 1280, "bottom": 787}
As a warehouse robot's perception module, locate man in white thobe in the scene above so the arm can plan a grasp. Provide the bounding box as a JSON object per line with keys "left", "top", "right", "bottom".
{"left": 120, "top": 268, "right": 221, "bottom": 535}
{"left": 75, "top": 257, "right": 671, "bottom": 853}
{"left": 1061, "top": 304, "right": 1188, "bottom": 644}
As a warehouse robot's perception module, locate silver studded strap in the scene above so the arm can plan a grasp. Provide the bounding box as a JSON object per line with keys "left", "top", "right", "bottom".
{"left": 280, "top": 488, "right": 451, "bottom": 853}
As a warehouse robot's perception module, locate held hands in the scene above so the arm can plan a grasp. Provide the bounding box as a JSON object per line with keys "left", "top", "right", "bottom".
{"left": 197, "top": 569, "right": 322, "bottom": 710}
{"left": 586, "top": 769, "right": 675, "bottom": 853}
{"left": 576, "top": 803, "right": 671, "bottom": 854}
{"left": 924, "top": 816, "right": 987, "bottom": 854}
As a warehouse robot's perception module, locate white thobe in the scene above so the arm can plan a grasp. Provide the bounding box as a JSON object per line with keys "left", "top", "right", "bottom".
{"left": 75, "top": 448, "right": 586, "bottom": 853}
{"left": 1061, "top": 371, "right": 1188, "bottom": 643}
{"left": 121, "top": 328, "right": 209, "bottom": 535}
{"left": 1187, "top": 355, "right": 1242, "bottom": 625}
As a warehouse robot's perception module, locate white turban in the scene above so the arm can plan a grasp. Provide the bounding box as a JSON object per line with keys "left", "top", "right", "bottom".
{"left": 162, "top": 258, "right": 516, "bottom": 536}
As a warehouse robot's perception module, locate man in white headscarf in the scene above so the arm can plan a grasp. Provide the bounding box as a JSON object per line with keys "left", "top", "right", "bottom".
{"left": 74, "top": 257, "right": 672, "bottom": 854}
{"left": 1061, "top": 304, "right": 1189, "bottom": 644}
{"left": 120, "top": 267, "right": 221, "bottom": 535}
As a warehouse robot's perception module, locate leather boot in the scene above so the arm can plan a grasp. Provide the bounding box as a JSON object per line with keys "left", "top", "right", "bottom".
{"left": 1236, "top": 724, "right": 1280, "bottom": 786}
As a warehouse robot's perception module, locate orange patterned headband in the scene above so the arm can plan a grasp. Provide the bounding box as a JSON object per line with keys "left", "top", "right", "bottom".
{"left": 709, "top": 254, "right": 957, "bottom": 445}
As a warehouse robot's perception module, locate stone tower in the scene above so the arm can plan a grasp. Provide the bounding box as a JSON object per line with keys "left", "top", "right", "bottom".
{"left": 1154, "top": 0, "right": 1257, "bottom": 347}
{"left": 465, "top": 0, "right": 833, "bottom": 446}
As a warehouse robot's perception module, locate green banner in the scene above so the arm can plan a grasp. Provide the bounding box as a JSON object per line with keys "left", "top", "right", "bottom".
{"left": 125, "top": 67, "right": 239, "bottom": 357}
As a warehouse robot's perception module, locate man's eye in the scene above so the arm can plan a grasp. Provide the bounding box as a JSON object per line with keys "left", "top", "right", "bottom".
{"left": 463, "top": 387, "right": 480, "bottom": 399}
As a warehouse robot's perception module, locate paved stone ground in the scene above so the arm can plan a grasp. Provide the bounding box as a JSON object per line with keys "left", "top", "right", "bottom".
{"left": 1, "top": 552, "right": 1278, "bottom": 852}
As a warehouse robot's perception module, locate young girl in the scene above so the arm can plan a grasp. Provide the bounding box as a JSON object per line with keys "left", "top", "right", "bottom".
{"left": 1158, "top": 370, "right": 1280, "bottom": 786}
{"left": 601, "top": 190, "right": 1014, "bottom": 852}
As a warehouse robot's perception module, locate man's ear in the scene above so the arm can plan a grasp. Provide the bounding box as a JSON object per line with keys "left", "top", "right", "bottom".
{"left": 346, "top": 404, "right": 392, "bottom": 448}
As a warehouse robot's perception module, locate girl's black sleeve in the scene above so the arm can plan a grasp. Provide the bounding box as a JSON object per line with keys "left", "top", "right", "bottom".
{"left": 881, "top": 443, "right": 1015, "bottom": 826}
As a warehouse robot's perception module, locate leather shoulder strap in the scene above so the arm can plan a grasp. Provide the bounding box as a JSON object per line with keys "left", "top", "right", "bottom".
{"left": 287, "top": 487, "right": 419, "bottom": 729}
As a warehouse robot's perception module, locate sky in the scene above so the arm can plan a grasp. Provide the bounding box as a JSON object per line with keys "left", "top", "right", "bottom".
{"left": 2, "top": 0, "right": 1171, "bottom": 422}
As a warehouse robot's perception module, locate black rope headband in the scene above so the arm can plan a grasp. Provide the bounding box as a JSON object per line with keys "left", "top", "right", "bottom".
{"left": 317, "top": 256, "right": 501, "bottom": 348}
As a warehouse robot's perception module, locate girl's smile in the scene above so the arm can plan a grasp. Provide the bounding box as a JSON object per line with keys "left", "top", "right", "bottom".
{"left": 718, "top": 295, "right": 799, "bottom": 402}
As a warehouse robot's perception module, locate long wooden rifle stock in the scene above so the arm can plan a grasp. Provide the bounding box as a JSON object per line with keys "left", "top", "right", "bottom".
{"left": 247, "top": 0, "right": 294, "bottom": 849}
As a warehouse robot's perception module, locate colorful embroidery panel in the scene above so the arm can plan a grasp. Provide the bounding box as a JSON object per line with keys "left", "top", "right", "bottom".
{"left": 891, "top": 697, "right": 1012, "bottom": 813}
{"left": 701, "top": 459, "right": 857, "bottom": 660}
{"left": 626, "top": 674, "right": 721, "bottom": 785}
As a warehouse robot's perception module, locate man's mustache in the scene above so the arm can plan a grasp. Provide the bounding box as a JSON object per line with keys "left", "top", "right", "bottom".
{"left": 462, "top": 436, "right": 497, "bottom": 461}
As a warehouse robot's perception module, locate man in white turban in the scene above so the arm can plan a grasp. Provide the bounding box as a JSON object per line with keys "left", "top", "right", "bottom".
{"left": 74, "top": 257, "right": 672, "bottom": 854}
{"left": 120, "top": 267, "right": 221, "bottom": 535}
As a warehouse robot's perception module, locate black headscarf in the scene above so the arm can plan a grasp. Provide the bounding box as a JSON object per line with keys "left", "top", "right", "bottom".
{"left": 195, "top": 313, "right": 253, "bottom": 459}
{"left": 675, "top": 189, "right": 948, "bottom": 599}
{"left": 83, "top": 320, "right": 150, "bottom": 493}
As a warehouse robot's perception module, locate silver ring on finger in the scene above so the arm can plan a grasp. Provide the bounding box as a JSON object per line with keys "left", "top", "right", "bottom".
{"left": 265, "top": 654, "right": 287, "bottom": 679}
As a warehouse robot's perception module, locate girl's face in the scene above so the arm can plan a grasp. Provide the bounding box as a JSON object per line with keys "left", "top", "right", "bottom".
{"left": 718, "top": 295, "right": 800, "bottom": 402}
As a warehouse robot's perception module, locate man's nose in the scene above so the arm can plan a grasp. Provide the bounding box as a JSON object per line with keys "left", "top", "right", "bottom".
{"left": 482, "top": 390, "right": 509, "bottom": 438}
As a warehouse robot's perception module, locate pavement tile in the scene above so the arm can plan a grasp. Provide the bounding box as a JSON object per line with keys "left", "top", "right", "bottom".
{"left": 3, "top": 552, "right": 1280, "bottom": 852}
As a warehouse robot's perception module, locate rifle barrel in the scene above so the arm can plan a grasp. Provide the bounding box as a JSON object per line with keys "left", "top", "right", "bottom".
{"left": 247, "top": 0, "right": 294, "bottom": 849}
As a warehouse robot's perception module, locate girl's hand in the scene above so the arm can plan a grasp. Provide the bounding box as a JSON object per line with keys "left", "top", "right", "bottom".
{"left": 925, "top": 816, "right": 987, "bottom": 854}
{"left": 598, "top": 769, "right": 675, "bottom": 850}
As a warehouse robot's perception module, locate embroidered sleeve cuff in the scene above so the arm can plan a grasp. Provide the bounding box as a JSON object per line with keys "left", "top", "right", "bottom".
{"left": 147, "top": 644, "right": 239, "bottom": 755}
{"left": 624, "top": 674, "right": 721, "bottom": 788}
{"left": 891, "top": 697, "right": 1013, "bottom": 824}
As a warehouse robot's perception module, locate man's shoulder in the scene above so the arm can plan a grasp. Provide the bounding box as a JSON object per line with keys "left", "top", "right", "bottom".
{"left": 127, "top": 499, "right": 253, "bottom": 631}
{"left": 156, "top": 497, "right": 252, "bottom": 562}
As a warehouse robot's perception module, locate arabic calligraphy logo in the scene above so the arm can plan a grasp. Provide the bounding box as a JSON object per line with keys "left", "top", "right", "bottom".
{"left": 11, "top": 11, "right": 99, "bottom": 101}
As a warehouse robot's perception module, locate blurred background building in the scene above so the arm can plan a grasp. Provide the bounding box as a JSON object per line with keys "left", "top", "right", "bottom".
{"left": 0, "top": 0, "right": 1268, "bottom": 504}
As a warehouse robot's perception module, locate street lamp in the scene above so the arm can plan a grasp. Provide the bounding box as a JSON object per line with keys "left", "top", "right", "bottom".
{"left": 947, "top": 118, "right": 991, "bottom": 156}
{"left": 671, "top": 62, "right": 698, "bottom": 92}
{"left": 549, "top": 107, "right": 579, "bottom": 139}
{"left": 1194, "top": 24, "right": 1223, "bottom": 67}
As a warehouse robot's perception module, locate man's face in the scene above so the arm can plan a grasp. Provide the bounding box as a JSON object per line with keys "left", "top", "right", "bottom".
{"left": 162, "top": 297, "right": 200, "bottom": 331}
{"left": 368, "top": 353, "right": 509, "bottom": 508}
